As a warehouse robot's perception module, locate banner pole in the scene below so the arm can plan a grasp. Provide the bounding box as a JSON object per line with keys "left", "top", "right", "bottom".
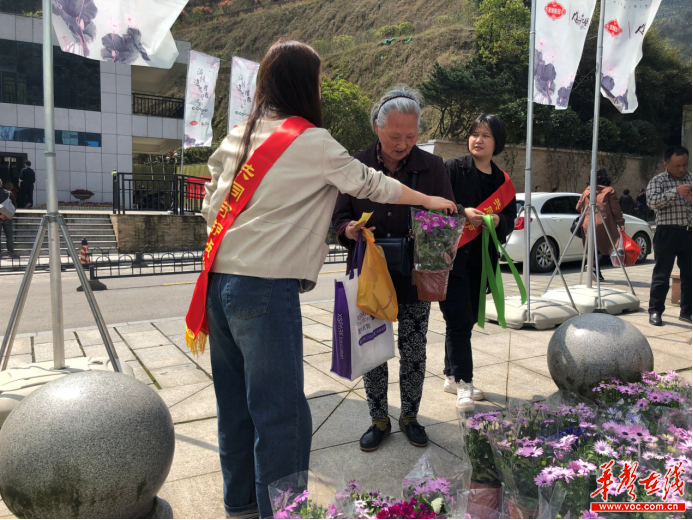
{"left": 586, "top": 0, "right": 607, "bottom": 290}
{"left": 523, "top": 0, "right": 538, "bottom": 316}
{"left": 43, "top": 0, "right": 66, "bottom": 368}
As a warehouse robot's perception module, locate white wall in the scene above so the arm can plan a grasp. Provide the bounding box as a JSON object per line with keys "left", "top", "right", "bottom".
{"left": 0, "top": 13, "right": 187, "bottom": 206}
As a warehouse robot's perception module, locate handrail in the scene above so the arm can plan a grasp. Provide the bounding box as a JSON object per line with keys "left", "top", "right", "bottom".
{"left": 132, "top": 93, "right": 184, "bottom": 119}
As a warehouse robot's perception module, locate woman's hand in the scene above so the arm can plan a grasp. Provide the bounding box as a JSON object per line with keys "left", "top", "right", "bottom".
{"left": 481, "top": 214, "right": 501, "bottom": 229}
{"left": 424, "top": 196, "right": 458, "bottom": 214}
{"left": 463, "top": 207, "right": 486, "bottom": 227}
{"left": 344, "top": 221, "right": 376, "bottom": 241}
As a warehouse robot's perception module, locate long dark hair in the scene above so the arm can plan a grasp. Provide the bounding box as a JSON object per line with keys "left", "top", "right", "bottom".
{"left": 233, "top": 40, "right": 323, "bottom": 177}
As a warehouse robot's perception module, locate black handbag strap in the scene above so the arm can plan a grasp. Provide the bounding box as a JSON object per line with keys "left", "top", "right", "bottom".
{"left": 407, "top": 172, "right": 418, "bottom": 233}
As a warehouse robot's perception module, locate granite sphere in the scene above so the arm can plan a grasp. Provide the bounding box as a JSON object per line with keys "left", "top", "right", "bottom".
{"left": 547, "top": 313, "right": 654, "bottom": 399}
{"left": 0, "top": 371, "right": 175, "bottom": 518}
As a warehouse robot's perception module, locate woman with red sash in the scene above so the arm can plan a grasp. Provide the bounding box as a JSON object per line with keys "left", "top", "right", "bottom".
{"left": 190, "top": 40, "right": 456, "bottom": 518}
{"left": 440, "top": 114, "right": 517, "bottom": 412}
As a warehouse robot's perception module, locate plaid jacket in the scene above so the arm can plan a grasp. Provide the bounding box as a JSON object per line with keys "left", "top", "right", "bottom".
{"left": 646, "top": 170, "right": 692, "bottom": 226}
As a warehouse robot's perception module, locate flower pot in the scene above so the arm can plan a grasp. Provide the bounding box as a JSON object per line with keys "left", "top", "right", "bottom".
{"left": 467, "top": 481, "right": 502, "bottom": 518}
{"left": 507, "top": 499, "right": 538, "bottom": 519}
{"left": 73, "top": 193, "right": 93, "bottom": 201}
{"left": 414, "top": 268, "right": 451, "bottom": 302}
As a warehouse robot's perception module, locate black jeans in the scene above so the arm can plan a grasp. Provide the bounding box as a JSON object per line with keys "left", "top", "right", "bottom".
{"left": 0, "top": 220, "right": 13, "bottom": 255}
{"left": 649, "top": 225, "right": 691, "bottom": 316}
{"left": 439, "top": 264, "right": 483, "bottom": 384}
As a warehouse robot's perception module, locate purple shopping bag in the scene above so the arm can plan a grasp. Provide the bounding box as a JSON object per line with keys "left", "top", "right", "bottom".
{"left": 331, "top": 279, "right": 352, "bottom": 379}
{"left": 331, "top": 234, "right": 366, "bottom": 379}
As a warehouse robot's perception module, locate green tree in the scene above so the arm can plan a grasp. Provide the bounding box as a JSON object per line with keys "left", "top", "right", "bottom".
{"left": 419, "top": 59, "right": 514, "bottom": 140}
{"left": 321, "top": 76, "right": 373, "bottom": 155}
{"left": 475, "top": 0, "right": 530, "bottom": 73}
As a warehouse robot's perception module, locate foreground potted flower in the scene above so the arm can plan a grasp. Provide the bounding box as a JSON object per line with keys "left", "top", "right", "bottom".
{"left": 411, "top": 209, "right": 465, "bottom": 301}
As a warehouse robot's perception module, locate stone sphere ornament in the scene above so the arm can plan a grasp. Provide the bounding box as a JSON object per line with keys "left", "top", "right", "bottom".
{"left": 0, "top": 371, "right": 175, "bottom": 518}
{"left": 547, "top": 313, "right": 654, "bottom": 400}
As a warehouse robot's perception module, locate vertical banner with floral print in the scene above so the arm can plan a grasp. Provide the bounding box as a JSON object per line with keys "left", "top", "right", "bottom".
{"left": 184, "top": 51, "right": 220, "bottom": 149}
{"left": 533, "top": 0, "right": 597, "bottom": 109}
{"left": 227, "top": 56, "right": 260, "bottom": 133}
{"left": 51, "top": 0, "right": 187, "bottom": 69}
{"left": 600, "top": 0, "right": 662, "bottom": 114}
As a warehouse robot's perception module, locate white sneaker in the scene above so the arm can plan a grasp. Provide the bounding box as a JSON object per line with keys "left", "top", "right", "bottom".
{"left": 456, "top": 381, "right": 475, "bottom": 411}
{"left": 444, "top": 376, "right": 484, "bottom": 400}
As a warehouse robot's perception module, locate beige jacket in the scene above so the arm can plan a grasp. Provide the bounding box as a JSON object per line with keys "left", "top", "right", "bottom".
{"left": 201, "top": 118, "right": 402, "bottom": 289}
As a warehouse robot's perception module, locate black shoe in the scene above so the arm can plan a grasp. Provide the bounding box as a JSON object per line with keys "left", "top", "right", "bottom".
{"left": 359, "top": 420, "right": 391, "bottom": 452}
{"left": 649, "top": 312, "right": 663, "bottom": 326}
{"left": 679, "top": 314, "right": 692, "bottom": 324}
{"left": 398, "top": 416, "right": 428, "bottom": 447}
{"left": 593, "top": 269, "right": 605, "bottom": 282}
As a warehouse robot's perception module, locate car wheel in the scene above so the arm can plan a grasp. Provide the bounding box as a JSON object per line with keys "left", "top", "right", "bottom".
{"left": 632, "top": 232, "right": 651, "bottom": 263}
{"left": 529, "top": 237, "right": 558, "bottom": 273}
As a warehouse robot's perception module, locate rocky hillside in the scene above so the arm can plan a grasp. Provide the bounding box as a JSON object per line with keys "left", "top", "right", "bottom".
{"left": 170, "top": 0, "right": 478, "bottom": 137}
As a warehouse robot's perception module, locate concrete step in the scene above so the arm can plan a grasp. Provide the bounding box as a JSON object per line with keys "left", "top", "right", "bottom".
{"left": 4, "top": 211, "right": 118, "bottom": 254}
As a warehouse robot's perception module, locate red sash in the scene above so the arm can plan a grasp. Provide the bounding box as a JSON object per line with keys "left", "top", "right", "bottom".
{"left": 185, "top": 117, "right": 315, "bottom": 354}
{"left": 457, "top": 172, "right": 516, "bottom": 248}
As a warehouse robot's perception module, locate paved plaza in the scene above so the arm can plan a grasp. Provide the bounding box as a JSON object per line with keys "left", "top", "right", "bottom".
{"left": 0, "top": 263, "right": 690, "bottom": 519}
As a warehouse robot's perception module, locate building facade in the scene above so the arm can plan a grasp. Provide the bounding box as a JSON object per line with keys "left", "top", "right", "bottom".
{"left": 0, "top": 12, "right": 189, "bottom": 205}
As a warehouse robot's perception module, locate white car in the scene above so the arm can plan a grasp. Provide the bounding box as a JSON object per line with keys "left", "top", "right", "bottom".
{"left": 503, "top": 192, "right": 654, "bottom": 273}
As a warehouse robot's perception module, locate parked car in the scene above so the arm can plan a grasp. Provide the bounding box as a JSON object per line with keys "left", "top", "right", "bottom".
{"left": 503, "top": 192, "right": 654, "bottom": 273}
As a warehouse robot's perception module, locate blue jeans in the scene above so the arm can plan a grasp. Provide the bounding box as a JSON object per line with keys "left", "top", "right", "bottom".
{"left": 206, "top": 273, "right": 312, "bottom": 518}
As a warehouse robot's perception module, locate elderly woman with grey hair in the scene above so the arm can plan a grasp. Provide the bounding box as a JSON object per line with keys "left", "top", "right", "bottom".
{"left": 332, "top": 86, "right": 455, "bottom": 452}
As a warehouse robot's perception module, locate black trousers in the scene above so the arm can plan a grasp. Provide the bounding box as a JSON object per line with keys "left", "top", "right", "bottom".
{"left": 649, "top": 225, "right": 691, "bottom": 316}
{"left": 19, "top": 185, "right": 33, "bottom": 208}
{"left": 362, "top": 301, "right": 431, "bottom": 420}
{"left": 439, "top": 264, "right": 483, "bottom": 384}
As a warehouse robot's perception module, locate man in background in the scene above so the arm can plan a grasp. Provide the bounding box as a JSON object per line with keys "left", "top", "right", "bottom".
{"left": 18, "top": 160, "right": 35, "bottom": 209}
{"left": 636, "top": 188, "right": 647, "bottom": 220}
{"left": 646, "top": 146, "right": 691, "bottom": 326}
{"left": 0, "top": 179, "right": 17, "bottom": 259}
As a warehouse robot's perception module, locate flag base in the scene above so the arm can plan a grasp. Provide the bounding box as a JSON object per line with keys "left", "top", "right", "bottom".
{"left": 542, "top": 285, "right": 641, "bottom": 314}
{"left": 485, "top": 296, "right": 579, "bottom": 330}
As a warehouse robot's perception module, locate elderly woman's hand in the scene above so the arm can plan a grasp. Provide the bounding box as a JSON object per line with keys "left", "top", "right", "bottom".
{"left": 345, "top": 221, "right": 376, "bottom": 241}
{"left": 424, "top": 196, "right": 457, "bottom": 214}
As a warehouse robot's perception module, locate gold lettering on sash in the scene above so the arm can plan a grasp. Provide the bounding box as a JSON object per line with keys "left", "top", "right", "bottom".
{"left": 211, "top": 220, "right": 224, "bottom": 236}
{"left": 231, "top": 182, "right": 245, "bottom": 202}
{"left": 240, "top": 163, "right": 255, "bottom": 181}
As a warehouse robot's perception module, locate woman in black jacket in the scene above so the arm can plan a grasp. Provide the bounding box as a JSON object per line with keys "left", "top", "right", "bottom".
{"left": 441, "top": 114, "right": 517, "bottom": 412}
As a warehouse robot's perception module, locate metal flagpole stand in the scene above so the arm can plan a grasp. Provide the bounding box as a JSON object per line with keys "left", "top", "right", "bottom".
{"left": 542, "top": 0, "right": 639, "bottom": 314}
{"left": 0, "top": 1, "right": 132, "bottom": 426}
{"left": 485, "top": 0, "right": 579, "bottom": 330}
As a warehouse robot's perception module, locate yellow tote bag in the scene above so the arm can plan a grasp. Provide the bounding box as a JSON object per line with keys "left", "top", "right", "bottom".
{"left": 356, "top": 228, "right": 398, "bottom": 322}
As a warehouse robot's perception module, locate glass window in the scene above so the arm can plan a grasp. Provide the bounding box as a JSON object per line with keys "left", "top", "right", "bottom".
{"left": 0, "top": 39, "right": 100, "bottom": 111}
{"left": 0, "top": 125, "right": 101, "bottom": 147}
{"left": 541, "top": 196, "right": 580, "bottom": 215}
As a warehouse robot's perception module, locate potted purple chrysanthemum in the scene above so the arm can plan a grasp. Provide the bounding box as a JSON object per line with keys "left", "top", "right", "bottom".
{"left": 411, "top": 210, "right": 465, "bottom": 302}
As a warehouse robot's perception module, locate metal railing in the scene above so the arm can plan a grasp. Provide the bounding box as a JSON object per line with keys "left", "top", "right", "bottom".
{"left": 132, "top": 93, "right": 184, "bottom": 119}
{"left": 113, "top": 172, "right": 209, "bottom": 215}
{"left": 0, "top": 244, "right": 349, "bottom": 275}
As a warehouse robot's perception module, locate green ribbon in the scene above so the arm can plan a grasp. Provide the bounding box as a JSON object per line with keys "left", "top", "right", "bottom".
{"left": 477, "top": 214, "right": 527, "bottom": 329}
